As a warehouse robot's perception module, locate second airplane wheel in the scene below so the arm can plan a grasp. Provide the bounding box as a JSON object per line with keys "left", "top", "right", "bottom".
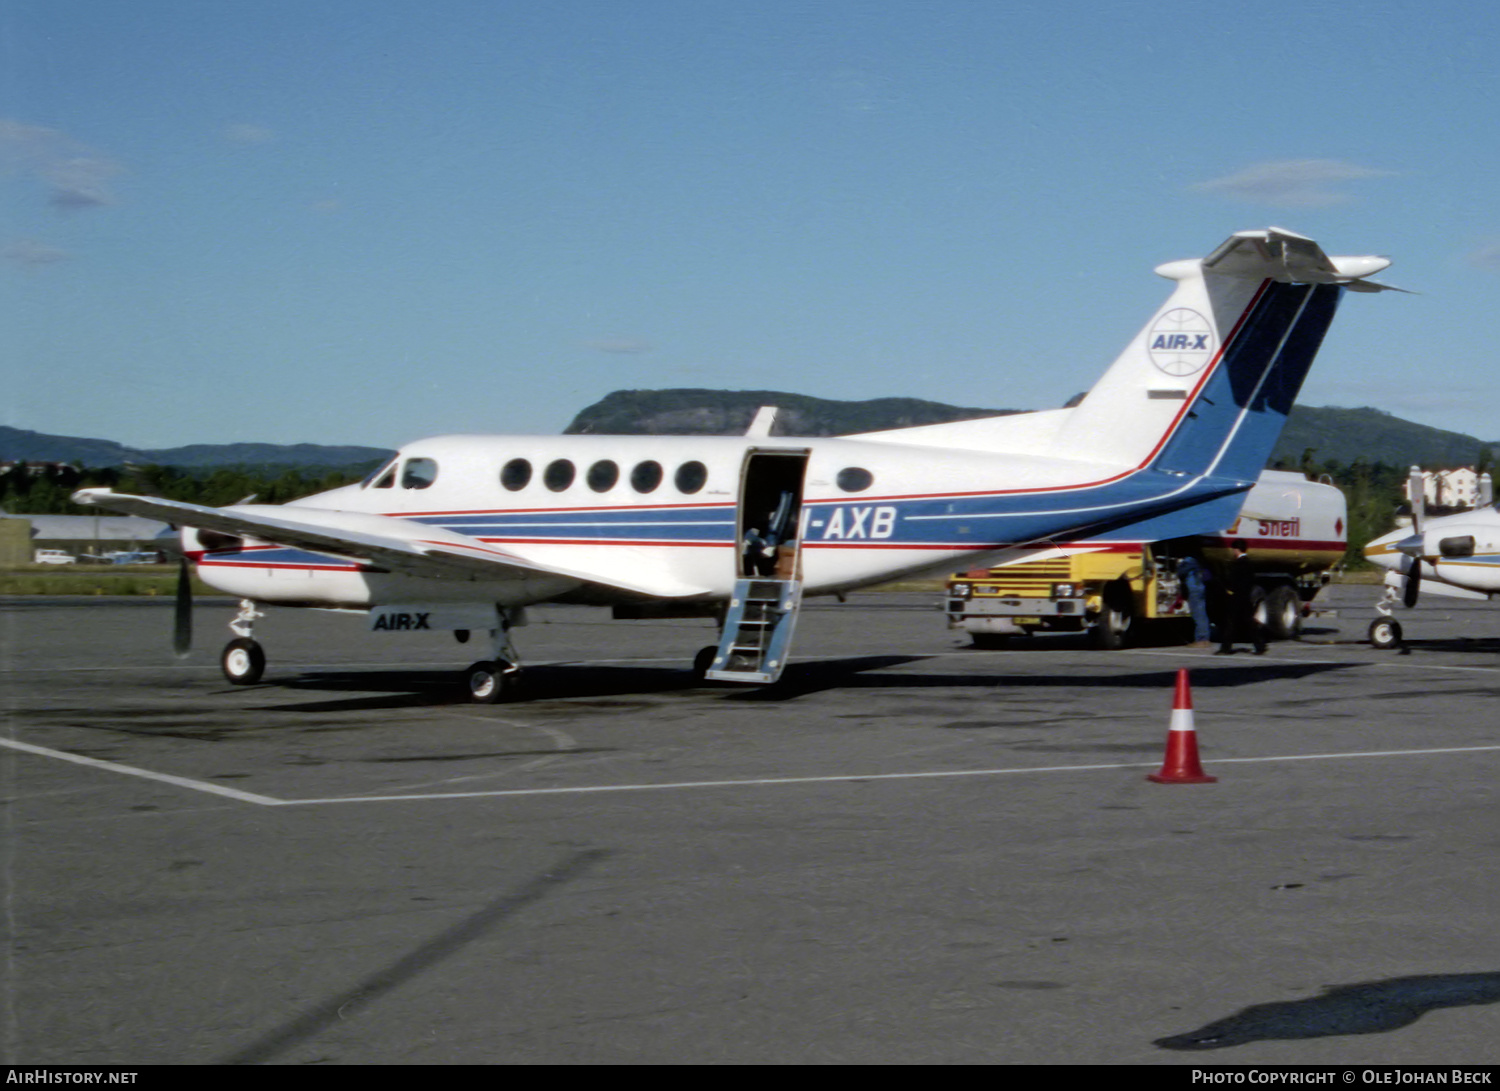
{"left": 466, "top": 660, "right": 517, "bottom": 703}
{"left": 1368, "top": 618, "right": 1403, "bottom": 650}
{"left": 693, "top": 645, "right": 720, "bottom": 681}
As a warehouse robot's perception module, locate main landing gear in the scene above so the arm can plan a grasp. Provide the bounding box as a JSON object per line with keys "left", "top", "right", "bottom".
{"left": 215, "top": 600, "right": 526, "bottom": 701}
{"left": 221, "top": 600, "right": 267, "bottom": 684}
{"left": 464, "top": 609, "right": 524, "bottom": 703}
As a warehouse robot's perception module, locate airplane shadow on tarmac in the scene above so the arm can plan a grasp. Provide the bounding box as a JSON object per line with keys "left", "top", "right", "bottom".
{"left": 257, "top": 655, "right": 1359, "bottom": 713}
{"left": 1368, "top": 636, "right": 1500, "bottom": 656}
{"left": 730, "top": 657, "right": 1358, "bottom": 702}
{"left": 1155, "top": 971, "right": 1500, "bottom": 1050}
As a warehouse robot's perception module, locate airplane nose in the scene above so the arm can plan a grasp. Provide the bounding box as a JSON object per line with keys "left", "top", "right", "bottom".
{"left": 1393, "top": 533, "right": 1425, "bottom": 558}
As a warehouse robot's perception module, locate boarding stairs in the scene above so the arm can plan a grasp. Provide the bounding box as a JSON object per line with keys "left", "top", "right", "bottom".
{"left": 704, "top": 578, "right": 802, "bottom": 684}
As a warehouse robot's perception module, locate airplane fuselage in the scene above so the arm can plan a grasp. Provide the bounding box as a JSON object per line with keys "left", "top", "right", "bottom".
{"left": 192, "top": 432, "right": 1237, "bottom": 610}
{"left": 71, "top": 227, "right": 1395, "bottom": 694}
{"left": 1365, "top": 509, "right": 1500, "bottom": 596}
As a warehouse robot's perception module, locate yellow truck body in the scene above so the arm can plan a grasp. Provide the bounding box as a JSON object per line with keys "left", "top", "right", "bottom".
{"left": 945, "top": 471, "right": 1346, "bottom": 647}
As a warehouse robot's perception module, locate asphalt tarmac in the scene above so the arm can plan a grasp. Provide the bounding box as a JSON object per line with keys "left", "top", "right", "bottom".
{"left": 1, "top": 586, "right": 1497, "bottom": 1065}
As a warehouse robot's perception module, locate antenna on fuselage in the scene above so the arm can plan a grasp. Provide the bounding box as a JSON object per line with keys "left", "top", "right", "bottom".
{"left": 745, "top": 406, "right": 779, "bottom": 437}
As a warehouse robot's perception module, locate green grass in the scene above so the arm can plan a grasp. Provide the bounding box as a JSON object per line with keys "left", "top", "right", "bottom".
{"left": 0, "top": 564, "right": 224, "bottom": 596}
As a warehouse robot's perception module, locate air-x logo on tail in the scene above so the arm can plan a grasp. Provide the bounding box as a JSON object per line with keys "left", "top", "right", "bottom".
{"left": 1147, "top": 308, "right": 1214, "bottom": 377}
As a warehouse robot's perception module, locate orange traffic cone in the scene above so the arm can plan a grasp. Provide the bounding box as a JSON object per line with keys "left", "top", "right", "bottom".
{"left": 1147, "top": 669, "right": 1218, "bottom": 784}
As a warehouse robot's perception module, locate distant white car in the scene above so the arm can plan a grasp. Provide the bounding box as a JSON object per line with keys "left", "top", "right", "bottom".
{"left": 34, "top": 549, "right": 76, "bottom": 565}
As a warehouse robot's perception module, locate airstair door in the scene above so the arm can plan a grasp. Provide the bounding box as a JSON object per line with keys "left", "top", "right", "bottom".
{"left": 704, "top": 449, "right": 809, "bottom": 684}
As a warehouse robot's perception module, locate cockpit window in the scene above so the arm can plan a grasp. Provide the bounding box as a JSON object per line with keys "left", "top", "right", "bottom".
{"left": 587, "top": 460, "right": 620, "bottom": 492}
{"left": 401, "top": 457, "right": 438, "bottom": 490}
{"left": 631, "top": 460, "right": 663, "bottom": 493}
{"left": 362, "top": 457, "right": 398, "bottom": 489}
{"left": 501, "top": 458, "right": 532, "bottom": 491}
{"left": 544, "top": 459, "right": 576, "bottom": 492}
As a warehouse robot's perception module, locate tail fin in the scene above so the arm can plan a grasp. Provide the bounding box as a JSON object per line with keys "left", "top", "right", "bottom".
{"left": 849, "top": 229, "right": 1392, "bottom": 472}
{"left": 1055, "top": 227, "right": 1393, "bottom": 481}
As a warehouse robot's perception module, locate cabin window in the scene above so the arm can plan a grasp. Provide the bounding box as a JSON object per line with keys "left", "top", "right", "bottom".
{"left": 501, "top": 458, "right": 532, "bottom": 491}
{"left": 675, "top": 461, "right": 708, "bottom": 494}
{"left": 837, "top": 467, "right": 874, "bottom": 493}
{"left": 544, "top": 459, "right": 576, "bottom": 492}
{"left": 587, "top": 460, "right": 620, "bottom": 492}
{"left": 631, "top": 460, "right": 663, "bottom": 493}
{"left": 401, "top": 458, "right": 438, "bottom": 489}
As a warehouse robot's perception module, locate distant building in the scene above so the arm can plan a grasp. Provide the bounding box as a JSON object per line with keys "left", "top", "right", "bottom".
{"left": 0, "top": 513, "right": 169, "bottom": 559}
{"left": 1405, "top": 467, "right": 1484, "bottom": 508}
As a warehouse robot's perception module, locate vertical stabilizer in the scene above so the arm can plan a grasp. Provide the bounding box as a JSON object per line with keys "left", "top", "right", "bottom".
{"left": 1053, "top": 228, "right": 1391, "bottom": 482}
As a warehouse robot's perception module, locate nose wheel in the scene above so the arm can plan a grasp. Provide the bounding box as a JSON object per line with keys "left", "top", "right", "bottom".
{"left": 221, "top": 600, "right": 268, "bottom": 684}
{"left": 221, "top": 637, "right": 266, "bottom": 684}
{"left": 1368, "top": 617, "right": 1403, "bottom": 650}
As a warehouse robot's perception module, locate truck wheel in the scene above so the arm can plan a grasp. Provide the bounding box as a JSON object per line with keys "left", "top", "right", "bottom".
{"left": 1264, "top": 585, "right": 1302, "bottom": 641}
{"left": 1092, "top": 581, "right": 1133, "bottom": 650}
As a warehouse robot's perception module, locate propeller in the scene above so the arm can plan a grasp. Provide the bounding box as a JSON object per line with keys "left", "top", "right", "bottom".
{"left": 1400, "top": 465, "right": 1426, "bottom": 607}
{"left": 1400, "top": 550, "right": 1422, "bottom": 608}
{"left": 153, "top": 523, "right": 193, "bottom": 657}
{"left": 173, "top": 556, "right": 193, "bottom": 656}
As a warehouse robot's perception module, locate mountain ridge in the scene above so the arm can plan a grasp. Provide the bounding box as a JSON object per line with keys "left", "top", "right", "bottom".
{"left": 7, "top": 396, "right": 1495, "bottom": 471}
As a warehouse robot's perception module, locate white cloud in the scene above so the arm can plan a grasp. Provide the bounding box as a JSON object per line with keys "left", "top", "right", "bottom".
{"left": 4, "top": 238, "right": 70, "bottom": 267}
{"left": 1193, "top": 159, "right": 1392, "bottom": 208}
{"left": 583, "top": 338, "right": 654, "bottom": 355}
{"left": 223, "top": 123, "right": 276, "bottom": 145}
{"left": 0, "top": 118, "right": 123, "bottom": 212}
{"left": 1467, "top": 240, "right": 1500, "bottom": 272}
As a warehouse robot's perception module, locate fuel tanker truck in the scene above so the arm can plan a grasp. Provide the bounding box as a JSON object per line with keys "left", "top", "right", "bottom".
{"left": 944, "top": 470, "right": 1346, "bottom": 648}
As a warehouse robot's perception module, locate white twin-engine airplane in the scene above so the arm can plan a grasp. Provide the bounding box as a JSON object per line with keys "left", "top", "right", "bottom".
{"left": 74, "top": 228, "right": 1393, "bottom": 701}
{"left": 1363, "top": 468, "right": 1498, "bottom": 649}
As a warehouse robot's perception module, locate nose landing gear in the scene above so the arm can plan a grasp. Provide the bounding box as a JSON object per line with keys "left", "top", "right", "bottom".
{"left": 221, "top": 600, "right": 267, "bottom": 684}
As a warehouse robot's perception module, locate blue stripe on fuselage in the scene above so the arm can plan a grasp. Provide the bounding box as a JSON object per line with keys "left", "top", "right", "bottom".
{"left": 199, "top": 471, "right": 1246, "bottom": 569}
{"left": 408, "top": 505, "right": 737, "bottom": 543}
{"left": 802, "top": 468, "right": 1245, "bottom": 547}
{"left": 1150, "top": 282, "right": 1342, "bottom": 483}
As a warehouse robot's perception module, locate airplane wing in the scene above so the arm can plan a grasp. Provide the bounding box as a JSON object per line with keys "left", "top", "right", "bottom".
{"left": 69, "top": 489, "right": 712, "bottom": 599}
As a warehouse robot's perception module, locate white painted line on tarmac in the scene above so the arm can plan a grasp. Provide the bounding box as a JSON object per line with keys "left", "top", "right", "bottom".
{"left": 273, "top": 743, "right": 1500, "bottom": 807}
{"left": 0, "top": 737, "right": 283, "bottom": 805}
{"left": 9, "top": 733, "right": 1497, "bottom": 810}
{"left": 1129, "top": 648, "right": 1500, "bottom": 674}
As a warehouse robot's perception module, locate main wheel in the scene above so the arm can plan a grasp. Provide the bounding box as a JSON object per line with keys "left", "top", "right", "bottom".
{"left": 221, "top": 638, "right": 266, "bottom": 685}
{"left": 1264, "top": 585, "right": 1303, "bottom": 641}
{"left": 466, "top": 660, "right": 517, "bottom": 703}
{"left": 1369, "top": 617, "right": 1403, "bottom": 650}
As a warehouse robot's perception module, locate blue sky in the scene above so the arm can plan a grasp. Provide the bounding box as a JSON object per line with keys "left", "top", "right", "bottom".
{"left": 3, "top": 1, "right": 1498, "bottom": 452}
